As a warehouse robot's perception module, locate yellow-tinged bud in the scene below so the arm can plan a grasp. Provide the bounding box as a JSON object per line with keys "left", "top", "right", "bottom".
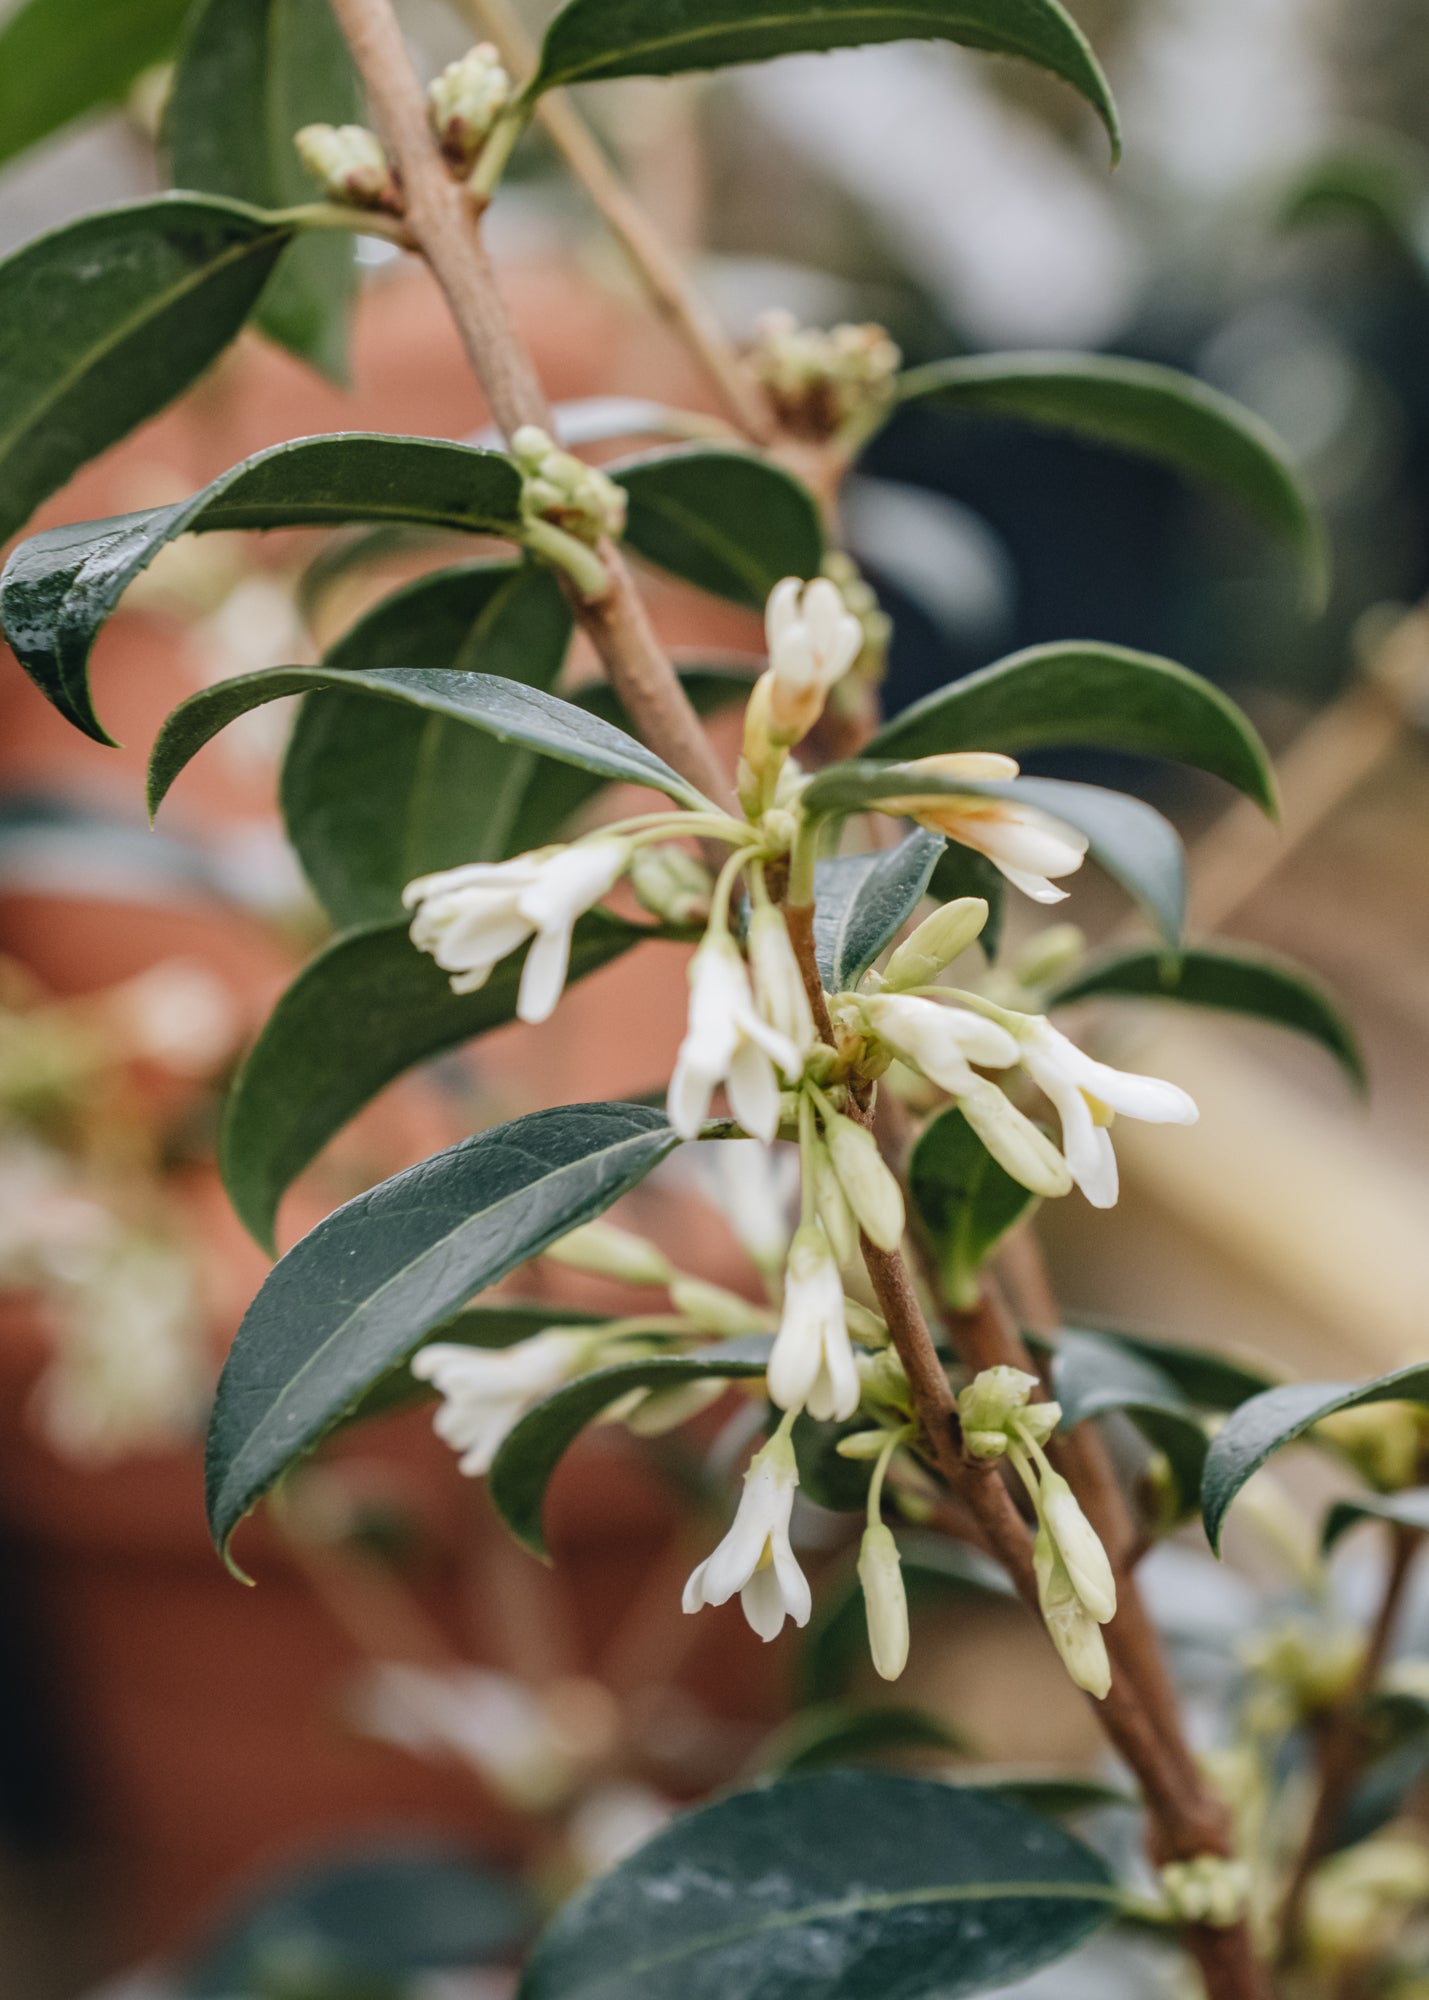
{"left": 882, "top": 898, "right": 990, "bottom": 991}
{"left": 544, "top": 1219, "right": 671, "bottom": 1288}
{"left": 1159, "top": 1857, "right": 1252, "bottom": 1929}
{"left": 1315, "top": 1401, "right": 1429, "bottom": 1493}
{"left": 629, "top": 844, "right": 713, "bottom": 927}
{"left": 513, "top": 427, "right": 627, "bottom": 544}
{"left": 857, "top": 1347, "right": 912, "bottom": 1414}
{"left": 822, "top": 1111, "right": 905, "bottom": 1252}
{"left": 1039, "top": 1469, "right": 1116, "bottom": 1623}
{"left": 294, "top": 123, "right": 402, "bottom": 213}
{"left": 842, "top": 1298, "right": 889, "bottom": 1346}
{"left": 836, "top": 1428, "right": 897, "bottom": 1460}
{"left": 668, "top": 1275, "right": 769, "bottom": 1337}
{"left": 428, "top": 43, "right": 511, "bottom": 169}
{"left": 957, "top": 1365, "right": 1040, "bottom": 1459}
{"left": 858, "top": 1521, "right": 910, "bottom": 1680}
{"left": 1010, "top": 923, "right": 1087, "bottom": 993}
{"left": 808, "top": 1135, "right": 859, "bottom": 1266}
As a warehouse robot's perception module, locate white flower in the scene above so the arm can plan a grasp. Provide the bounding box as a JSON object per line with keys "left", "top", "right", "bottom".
{"left": 764, "top": 575, "right": 863, "bottom": 740}
{"left": 403, "top": 836, "right": 629, "bottom": 1025}
{"left": 767, "top": 1223, "right": 860, "bottom": 1422}
{"left": 411, "top": 1329, "right": 594, "bottom": 1476}
{"left": 858, "top": 1522, "right": 910, "bottom": 1681}
{"left": 350, "top": 1662, "right": 573, "bottom": 1810}
{"left": 747, "top": 905, "right": 816, "bottom": 1059}
{"left": 1017, "top": 1017, "right": 1198, "bottom": 1208}
{"left": 1040, "top": 1470, "right": 1117, "bottom": 1623}
{"left": 880, "top": 753, "right": 1090, "bottom": 903}
{"left": 667, "top": 933, "right": 802, "bottom": 1142}
{"left": 682, "top": 1429, "right": 811, "bottom": 1641}
{"left": 1035, "top": 1525, "right": 1112, "bottom": 1700}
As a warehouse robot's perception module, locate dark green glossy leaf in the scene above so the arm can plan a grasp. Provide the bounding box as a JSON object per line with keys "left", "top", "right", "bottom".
{"left": 0, "top": 0, "right": 192, "bottom": 170}
{"left": 894, "top": 353, "right": 1324, "bottom": 603}
{"left": 0, "top": 196, "right": 294, "bottom": 578}
{"left": 528, "top": 0, "right": 1120, "bottom": 161}
{"left": 802, "top": 1531, "right": 1013, "bottom": 1702}
{"left": 909, "top": 1104, "right": 1037, "bottom": 1310}
{"left": 151, "top": 665, "right": 708, "bottom": 818}
{"left": 1047, "top": 943, "right": 1364, "bottom": 1090}
{"left": 1322, "top": 1488, "right": 1429, "bottom": 1554}
{"left": 206, "top": 1102, "right": 683, "bottom": 1567}
{"left": 1053, "top": 1323, "right": 1274, "bottom": 1412}
{"left": 1335, "top": 1740, "right": 1429, "bottom": 1854}
{"left": 758, "top": 1702, "right": 968, "bottom": 1776}
{"left": 956, "top": 1772, "right": 1137, "bottom": 1818}
{"left": 344, "top": 1302, "right": 612, "bottom": 1428}
{"left": 803, "top": 766, "right": 1186, "bottom": 943}
{"left": 166, "top": 0, "right": 362, "bottom": 378}
{"left": 517, "top": 1772, "right": 1117, "bottom": 2000}
{"left": 280, "top": 562, "right": 573, "bottom": 926}
{"left": 812, "top": 828, "right": 946, "bottom": 993}
{"left": 1, "top": 432, "right": 523, "bottom": 743}
{"left": 490, "top": 1341, "right": 771, "bottom": 1556}
{"left": 185, "top": 1844, "right": 533, "bottom": 1996}
{"left": 867, "top": 642, "right": 1277, "bottom": 814}
{"left": 1050, "top": 1328, "right": 1208, "bottom": 1509}
{"left": 222, "top": 911, "right": 654, "bottom": 1254}
{"left": 613, "top": 447, "right": 824, "bottom": 610}
{"left": 1201, "top": 1364, "right": 1429, "bottom": 1554}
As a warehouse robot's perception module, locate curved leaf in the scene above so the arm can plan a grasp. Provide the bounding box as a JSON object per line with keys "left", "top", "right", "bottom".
{"left": 0, "top": 0, "right": 192, "bottom": 171}
{"left": 812, "top": 828, "right": 946, "bottom": 992}
{"left": 866, "top": 642, "right": 1277, "bottom": 815}
{"left": 1322, "top": 1488, "right": 1429, "bottom": 1554}
{"left": 490, "top": 1341, "right": 772, "bottom": 1557}
{"left": 280, "top": 562, "right": 573, "bottom": 926}
{"left": 1280, "top": 141, "right": 1429, "bottom": 282}
{"left": 151, "top": 666, "right": 709, "bottom": 817}
{"left": 758, "top": 1703, "right": 968, "bottom": 1776}
{"left": 1201, "top": 1364, "right": 1429, "bottom": 1554}
{"left": 207, "top": 1103, "right": 683, "bottom": 1568}
{"left": 1, "top": 432, "right": 523, "bottom": 743}
{"left": 0, "top": 196, "right": 295, "bottom": 582}
{"left": 1053, "top": 1323, "right": 1273, "bottom": 1413}
{"left": 165, "top": 0, "right": 362, "bottom": 378}
{"left": 803, "top": 766, "right": 1186, "bottom": 943}
{"left": 613, "top": 447, "right": 824, "bottom": 609}
{"left": 222, "top": 911, "right": 655, "bottom": 1254}
{"left": 894, "top": 353, "right": 1324, "bottom": 602}
{"left": 517, "top": 1772, "right": 1117, "bottom": 2000}
{"left": 958, "top": 1772, "right": 1137, "bottom": 1818}
{"left": 909, "top": 1104, "right": 1037, "bottom": 1310}
{"left": 528, "top": 0, "right": 1120, "bottom": 162}
{"left": 1047, "top": 943, "right": 1364, "bottom": 1089}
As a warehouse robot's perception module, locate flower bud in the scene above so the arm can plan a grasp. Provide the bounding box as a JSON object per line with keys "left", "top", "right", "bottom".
{"left": 842, "top": 1299, "right": 889, "bottom": 1346}
{"left": 629, "top": 844, "right": 713, "bottom": 927}
{"left": 544, "top": 1219, "right": 671, "bottom": 1288}
{"left": 428, "top": 43, "right": 511, "bottom": 170}
{"left": 858, "top": 1347, "right": 912, "bottom": 1414}
{"left": 957, "top": 1365, "right": 1039, "bottom": 1460}
{"left": 1159, "top": 1857, "right": 1251, "bottom": 1930}
{"left": 513, "top": 426, "right": 627, "bottom": 544}
{"left": 1039, "top": 1469, "right": 1116, "bottom": 1623}
{"left": 294, "top": 123, "right": 402, "bottom": 213}
{"left": 858, "top": 1521, "right": 910, "bottom": 1680}
{"left": 748, "top": 906, "right": 815, "bottom": 1060}
{"left": 1034, "top": 1525, "right": 1111, "bottom": 1699}
{"left": 668, "top": 1274, "right": 769, "bottom": 1336}
{"left": 1314, "top": 1401, "right": 1428, "bottom": 1493}
{"left": 882, "top": 899, "right": 990, "bottom": 991}
{"left": 808, "top": 1134, "right": 859, "bottom": 1267}
{"left": 1010, "top": 923, "right": 1086, "bottom": 994}
{"left": 623, "top": 1377, "right": 727, "bottom": 1436}
{"left": 822, "top": 1111, "right": 905, "bottom": 1252}
{"left": 748, "top": 311, "right": 902, "bottom": 439}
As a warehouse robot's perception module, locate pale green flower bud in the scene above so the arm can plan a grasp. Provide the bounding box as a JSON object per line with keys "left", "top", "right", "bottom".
{"left": 842, "top": 1298, "right": 889, "bottom": 1346}
{"left": 857, "top": 1347, "right": 912, "bottom": 1415}
{"left": 836, "top": 1428, "right": 896, "bottom": 1460}
{"left": 629, "top": 844, "right": 713, "bottom": 927}
{"left": 1159, "top": 1857, "right": 1252, "bottom": 1929}
{"left": 1304, "top": 1837, "right": 1429, "bottom": 1967}
{"left": 882, "top": 898, "right": 990, "bottom": 991}
{"left": 623, "top": 1377, "right": 727, "bottom": 1436}
{"left": 1034, "top": 1523, "right": 1111, "bottom": 1699}
{"left": 822, "top": 1111, "right": 905, "bottom": 1252}
{"left": 294, "top": 123, "right": 402, "bottom": 213}
{"left": 1039, "top": 1469, "right": 1116, "bottom": 1623}
{"left": 1010, "top": 923, "right": 1086, "bottom": 993}
{"left": 957, "top": 1365, "right": 1039, "bottom": 1459}
{"left": 544, "top": 1219, "right": 671, "bottom": 1288}
{"left": 1315, "top": 1401, "right": 1428, "bottom": 1493}
{"left": 513, "top": 426, "right": 627, "bottom": 545}
{"left": 668, "top": 1274, "right": 769, "bottom": 1336}
{"left": 808, "top": 1134, "right": 859, "bottom": 1267}
{"left": 748, "top": 310, "right": 902, "bottom": 439}
{"left": 858, "top": 1521, "right": 910, "bottom": 1680}
{"left": 428, "top": 43, "right": 511, "bottom": 169}
{"left": 1015, "top": 1399, "right": 1062, "bottom": 1448}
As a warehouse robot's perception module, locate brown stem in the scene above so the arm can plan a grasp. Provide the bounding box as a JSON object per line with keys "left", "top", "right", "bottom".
{"left": 329, "top": 0, "right": 733, "bottom": 809}
{"left": 1277, "top": 1524, "right": 1423, "bottom": 1965}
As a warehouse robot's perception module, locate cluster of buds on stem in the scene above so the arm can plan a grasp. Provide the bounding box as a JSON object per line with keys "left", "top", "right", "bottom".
{"left": 740, "top": 576, "right": 863, "bottom": 809}
{"left": 427, "top": 43, "right": 512, "bottom": 172}
{"left": 514, "top": 426, "right": 628, "bottom": 597}
{"left": 1158, "top": 1856, "right": 1252, "bottom": 1929}
{"left": 294, "top": 123, "right": 403, "bottom": 214}
{"left": 747, "top": 310, "right": 902, "bottom": 440}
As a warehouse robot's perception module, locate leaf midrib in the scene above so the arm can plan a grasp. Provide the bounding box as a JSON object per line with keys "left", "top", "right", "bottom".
{"left": 626, "top": 479, "right": 771, "bottom": 601}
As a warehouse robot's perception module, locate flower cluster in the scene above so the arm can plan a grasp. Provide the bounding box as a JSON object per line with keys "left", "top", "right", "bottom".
{"left": 427, "top": 43, "right": 512, "bottom": 171}
{"left": 294, "top": 123, "right": 403, "bottom": 214}
{"left": 747, "top": 310, "right": 902, "bottom": 439}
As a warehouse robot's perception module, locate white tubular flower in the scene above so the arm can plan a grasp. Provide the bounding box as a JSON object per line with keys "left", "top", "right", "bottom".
{"left": 1034, "top": 1524, "right": 1112, "bottom": 1700}
{"left": 404, "top": 836, "right": 629, "bottom": 1025}
{"left": 1039, "top": 1470, "right": 1117, "bottom": 1623}
{"left": 767, "top": 1223, "right": 860, "bottom": 1422}
{"left": 682, "top": 1429, "right": 811, "bottom": 1641}
{"left": 858, "top": 1521, "right": 910, "bottom": 1681}
{"left": 747, "top": 905, "right": 816, "bottom": 1059}
{"left": 1017, "top": 1017, "right": 1198, "bottom": 1209}
{"left": 764, "top": 575, "right": 863, "bottom": 741}
{"left": 880, "top": 754, "right": 1089, "bottom": 903}
{"left": 411, "top": 1330, "right": 594, "bottom": 1476}
{"left": 667, "top": 934, "right": 802, "bottom": 1143}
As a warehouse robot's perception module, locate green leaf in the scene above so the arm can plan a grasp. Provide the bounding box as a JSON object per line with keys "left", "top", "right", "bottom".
{"left": 343, "top": 1302, "right": 612, "bottom": 1428}
{"left": 489, "top": 1341, "right": 771, "bottom": 1557}
{"left": 184, "top": 1845, "right": 533, "bottom": 1996}
{"left": 221, "top": 911, "right": 654, "bottom": 1254}
{"left": 165, "top": 0, "right": 362, "bottom": 379}
{"left": 517, "top": 1771, "right": 1117, "bottom": 2000}
{"left": 802, "top": 1532, "right": 1013, "bottom": 1702}
{"left": 1, "top": 432, "right": 523, "bottom": 743}
{"left": 894, "top": 353, "right": 1325, "bottom": 603}
{"left": 1336, "top": 1740, "right": 1429, "bottom": 1854}
{"left": 1047, "top": 943, "right": 1364, "bottom": 1090}
{"left": 151, "top": 665, "right": 709, "bottom": 818}
{"left": 957, "top": 1772, "right": 1137, "bottom": 1819}
{"left": 0, "top": 196, "right": 296, "bottom": 574}
{"left": 812, "top": 828, "right": 946, "bottom": 993}
{"left": 528, "top": 0, "right": 1120, "bottom": 161}
{"left": 866, "top": 642, "right": 1277, "bottom": 815}
{"left": 803, "top": 766, "right": 1186, "bottom": 943}
{"left": 1201, "top": 1363, "right": 1429, "bottom": 1554}
{"left": 1051, "top": 1323, "right": 1274, "bottom": 1413}
{"left": 206, "top": 1102, "right": 683, "bottom": 1568}
{"left": 757, "top": 1702, "right": 968, "bottom": 1776}
{"left": 613, "top": 447, "right": 824, "bottom": 609}
{"left": 909, "top": 1104, "right": 1037, "bottom": 1310}
{"left": 1322, "top": 1488, "right": 1429, "bottom": 1554}
{"left": 280, "top": 562, "right": 573, "bottom": 926}
{"left": 791, "top": 1408, "right": 877, "bottom": 1512}
{"left": 1280, "top": 139, "right": 1429, "bottom": 286}
{"left": 0, "top": 0, "right": 193, "bottom": 171}
{"left": 1050, "top": 1328, "right": 1208, "bottom": 1510}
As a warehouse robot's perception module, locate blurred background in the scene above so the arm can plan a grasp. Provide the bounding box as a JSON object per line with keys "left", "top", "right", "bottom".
{"left": 0, "top": 0, "right": 1427, "bottom": 1993}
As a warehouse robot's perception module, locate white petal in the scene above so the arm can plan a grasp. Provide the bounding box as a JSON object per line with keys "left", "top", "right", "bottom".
{"left": 740, "top": 1562, "right": 791, "bottom": 1641}
{"left": 801, "top": 577, "right": 846, "bottom": 654}
{"left": 726, "top": 1038, "right": 781, "bottom": 1143}
{"left": 667, "top": 1049, "right": 716, "bottom": 1141}
{"left": 765, "top": 576, "right": 803, "bottom": 653}
{"left": 517, "top": 921, "right": 574, "bottom": 1024}
{"left": 769, "top": 1532, "right": 812, "bottom": 1628}
{"left": 682, "top": 1556, "right": 713, "bottom": 1614}
{"left": 992, "top": 863, "right": 1069, "bottom": 905}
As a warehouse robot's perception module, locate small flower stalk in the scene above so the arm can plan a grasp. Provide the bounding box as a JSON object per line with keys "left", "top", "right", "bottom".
{"left": 683, "top": 1425, "right": 811, "bottom": 1641}
{"left": 294, "top": 123, "right": 403, "bottom": 213}
{"left": 427, "top": 43, "right": 512, "bottom": 171}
